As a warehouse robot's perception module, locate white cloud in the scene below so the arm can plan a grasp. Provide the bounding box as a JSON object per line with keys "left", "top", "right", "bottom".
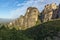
{"left": 9, "top": 0, "right": 45, "bottom": 19}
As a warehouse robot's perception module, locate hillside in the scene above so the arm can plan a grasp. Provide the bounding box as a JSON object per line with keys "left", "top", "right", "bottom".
{"left": 0, "top": 3, "right": 60, "bottom": 40}
{"left": 0, "top": 20, "right": 60, "bottom": 40}
{"left": 23, "top": 20, "right": 60, "bottom": 40}
{"left": 7, "top": 3, "right": 60, "bottom": 30}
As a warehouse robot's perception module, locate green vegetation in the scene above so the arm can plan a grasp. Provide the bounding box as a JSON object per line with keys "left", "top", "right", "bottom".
{"left": 35, "top": 15, "right": 41, "bottom": 25}
{"left": 0, "top": 20, "right": 60, "bottom": 40}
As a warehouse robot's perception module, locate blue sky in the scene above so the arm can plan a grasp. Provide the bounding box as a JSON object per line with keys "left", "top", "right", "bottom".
{"left": 0, "top": 0, "right": 60, "bottom": 19}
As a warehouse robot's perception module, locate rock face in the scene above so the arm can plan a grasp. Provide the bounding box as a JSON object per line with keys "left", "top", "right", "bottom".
{"left": 41, "top": 3, "right": 57, "bottom": 22}
{"left": 57, "top": 4, "right": 60, "bottom": 18}
{"left": 8, "top": 3, "right": 60, "bottom": 30}
{"left": 49, "top": 3, "right": 60, "bottom": 19}
{"left": 24, "top": 7, "right": 40, "bottom": 28}
{"left": 8, "top": 7, "right": 40, "bottom": 30}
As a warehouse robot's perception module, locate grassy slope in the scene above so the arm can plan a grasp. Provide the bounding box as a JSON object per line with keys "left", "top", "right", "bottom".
{"left": 24, "top": 20, "right": 60, "bottom": 40}
{"left": 0, "top": 20, "right": 60, "bottom": 40}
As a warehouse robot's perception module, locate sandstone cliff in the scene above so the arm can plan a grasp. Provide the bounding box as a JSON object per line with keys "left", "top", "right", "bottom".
{"left": 8, "top": 3, "right": 60, "bottom": 30}
{"left": 41, "top": 3, "right": 60, "bottom": 22}
{"left": 41, "top": 3, "right": 57, "bottom": 22}
{"left": 8, "top": 7, "right": 40, "bottom": 30}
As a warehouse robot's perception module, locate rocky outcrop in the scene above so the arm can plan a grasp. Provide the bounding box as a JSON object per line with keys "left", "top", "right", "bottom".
{"left": 41, "top": 3, "right": 57, "bottom": 22}
{"left": 24, "top": 7, "right": 40, "bottom": 28}
{"left": 8, "top": 7, "right": 40, "bottom": 30}
{"left": 56, "top": 4, "right": 60, "bottom": 18}
{"left": 8, "top": 3, "right": 60, "bottom": 30}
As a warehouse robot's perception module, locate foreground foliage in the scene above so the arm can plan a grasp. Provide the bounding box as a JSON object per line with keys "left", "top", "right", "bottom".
{"left": 0, "top": 20, "right": 60, "bottom": 40}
